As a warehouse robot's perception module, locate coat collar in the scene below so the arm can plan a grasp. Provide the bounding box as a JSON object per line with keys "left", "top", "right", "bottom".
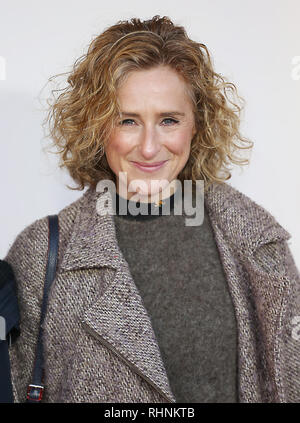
{"left": 203, "top": 182, "right": 291, "bottom": 254}
{"left": 60, "top": 181, "right": 291, "bottom": 273}
{"left": 59, "top": 181, "right": 291, "bottom": 402}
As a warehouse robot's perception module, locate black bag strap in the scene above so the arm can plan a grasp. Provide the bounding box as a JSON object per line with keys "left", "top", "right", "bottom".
{"left": 26, "top": 214, "right": 59, "bottom": 403}
{"left": 0, "top": 338, "right": 14, "bottom": 402}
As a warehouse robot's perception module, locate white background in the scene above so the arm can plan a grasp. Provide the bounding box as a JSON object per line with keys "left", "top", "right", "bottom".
{"left": 1, "top": 0, "right": 299, "bottom": 268}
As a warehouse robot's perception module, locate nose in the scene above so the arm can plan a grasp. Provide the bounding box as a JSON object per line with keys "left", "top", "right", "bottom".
{"left": 138, "top": 125, "right": 162, "bottom": 160}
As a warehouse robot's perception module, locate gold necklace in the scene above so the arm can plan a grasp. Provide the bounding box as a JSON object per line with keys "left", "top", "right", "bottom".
{"left": 154, "top": 199, "right": 164, "bottom": 207}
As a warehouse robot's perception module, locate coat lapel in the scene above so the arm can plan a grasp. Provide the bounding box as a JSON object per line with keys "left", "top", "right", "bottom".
{"left": 204, "top": 182, "right": 292, "bottom": 401}
{"left": 59, "top": 181, "right": 292, "bottom": 403}
{"left": 203, "top": 182, "right": 291, "bottom": 253}
{"left": 59, "top": 186, "right": 176, "bottom": 403}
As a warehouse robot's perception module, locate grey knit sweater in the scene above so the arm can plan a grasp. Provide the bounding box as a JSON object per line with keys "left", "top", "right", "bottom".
{"left": 113, "top": 191, "right": 238, "bottom": 402}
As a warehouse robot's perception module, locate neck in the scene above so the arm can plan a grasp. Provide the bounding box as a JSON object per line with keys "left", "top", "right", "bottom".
{"left": 117, "top": 180, "right": 179, "bottom": 204}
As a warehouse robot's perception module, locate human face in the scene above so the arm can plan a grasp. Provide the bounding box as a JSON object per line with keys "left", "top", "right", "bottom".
{"left": 105, "top": 65, "right": 197, "bottom": 202}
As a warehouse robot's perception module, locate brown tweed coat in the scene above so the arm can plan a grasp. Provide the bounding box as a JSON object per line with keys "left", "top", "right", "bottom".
{"left": 4, "top": 181, "right": 300, "bottom": 403}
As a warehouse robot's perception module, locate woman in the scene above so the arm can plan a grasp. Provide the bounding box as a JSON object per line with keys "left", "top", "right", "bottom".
{"left": 4, "top": 15, "right": 299, "bottom": 403}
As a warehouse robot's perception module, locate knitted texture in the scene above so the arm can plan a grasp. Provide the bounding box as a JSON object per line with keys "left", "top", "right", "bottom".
{"left": 113, "top": 200, "right": 238, "bottom": 403}
{"left": 4, "top": 181, "right": 300, "bottom": 402}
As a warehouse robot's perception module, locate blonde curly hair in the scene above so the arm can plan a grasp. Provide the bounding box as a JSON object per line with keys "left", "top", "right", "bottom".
{"left": 43, "top": 15, "right": 253, "bottom": 192}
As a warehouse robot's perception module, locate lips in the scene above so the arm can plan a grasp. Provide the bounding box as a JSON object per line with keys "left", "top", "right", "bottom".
{"left": 131, "top": 160, "right": 168, "bottom": 173}
{"left": 133, "top": 161, "right": 167, "bottom": 167}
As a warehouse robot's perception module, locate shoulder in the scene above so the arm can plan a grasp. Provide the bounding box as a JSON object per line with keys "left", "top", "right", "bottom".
{"left": 204, "top": 181, "right": 291, "bottom": 254}
{"left": 3, "top": 190, "right": 87, "bottom": 286}
{"left": 205, "top": 182, "right": 300, "bottom": 300}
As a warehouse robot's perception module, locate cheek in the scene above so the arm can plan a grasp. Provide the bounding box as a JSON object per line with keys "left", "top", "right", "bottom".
{"left": 106, "top": 134, "right": 133, "bottom": 158}
{"left": 166, "top": 130, "right": 192, "bottom": 157}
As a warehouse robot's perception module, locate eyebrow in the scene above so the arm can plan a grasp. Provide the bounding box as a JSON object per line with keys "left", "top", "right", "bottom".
{"left": 120, "top": 111, "right": 186, "bottom": 118}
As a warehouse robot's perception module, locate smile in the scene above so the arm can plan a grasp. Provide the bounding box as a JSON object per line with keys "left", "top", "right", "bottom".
{"left": 131, "top": 160, "right": 168, "bottom": 173}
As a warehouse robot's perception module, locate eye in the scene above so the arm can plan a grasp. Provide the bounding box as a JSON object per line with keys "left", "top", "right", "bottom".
{"left": 162, "top": 118, "right": 179, "bottom": 125}
{"left": 119, "top": 119, "right": 136, "bottom": 126}
{"left": 118, "top": 118, "right": 179, "bottom": 126}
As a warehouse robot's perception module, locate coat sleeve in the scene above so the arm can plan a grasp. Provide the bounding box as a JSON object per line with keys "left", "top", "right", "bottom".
{"left": 280, "top": 240, "right": 300, "bottom": 402}
{"left": 250, "top": 236, "right": 300, "bottom": 402}
{"left": 3, "top": 216, "right": 49, "bottom": 402}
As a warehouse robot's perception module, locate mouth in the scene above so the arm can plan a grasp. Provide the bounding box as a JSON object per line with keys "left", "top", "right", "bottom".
{"left": 131, "top": 160, "right": 168, "bottom": 173}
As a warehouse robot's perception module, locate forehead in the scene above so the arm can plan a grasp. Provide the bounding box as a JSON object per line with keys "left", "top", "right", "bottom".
{"left": 117, "top": 66, "right": 192, "bottom": 109}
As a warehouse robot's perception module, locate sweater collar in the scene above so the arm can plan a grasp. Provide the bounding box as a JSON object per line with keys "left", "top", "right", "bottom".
{"left": 114, "top": 190, "right": 176, "bottom": 220}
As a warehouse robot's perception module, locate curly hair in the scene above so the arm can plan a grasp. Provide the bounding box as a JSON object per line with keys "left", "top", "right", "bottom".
{"left": 42, "top": 15, "right": 253, "bottom": 192}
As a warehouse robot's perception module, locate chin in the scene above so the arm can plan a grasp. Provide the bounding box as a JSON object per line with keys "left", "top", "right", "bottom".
{"left": 129, "top": 177, "right": 171, "bottom": 198}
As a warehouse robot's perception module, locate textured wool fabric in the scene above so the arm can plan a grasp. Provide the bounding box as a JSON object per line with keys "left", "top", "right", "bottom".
{"left": 4, "top": 181, "right": 300, "bottom": 403}
{"left": 113, "top": 192, "right": 238, "bottom": 403}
